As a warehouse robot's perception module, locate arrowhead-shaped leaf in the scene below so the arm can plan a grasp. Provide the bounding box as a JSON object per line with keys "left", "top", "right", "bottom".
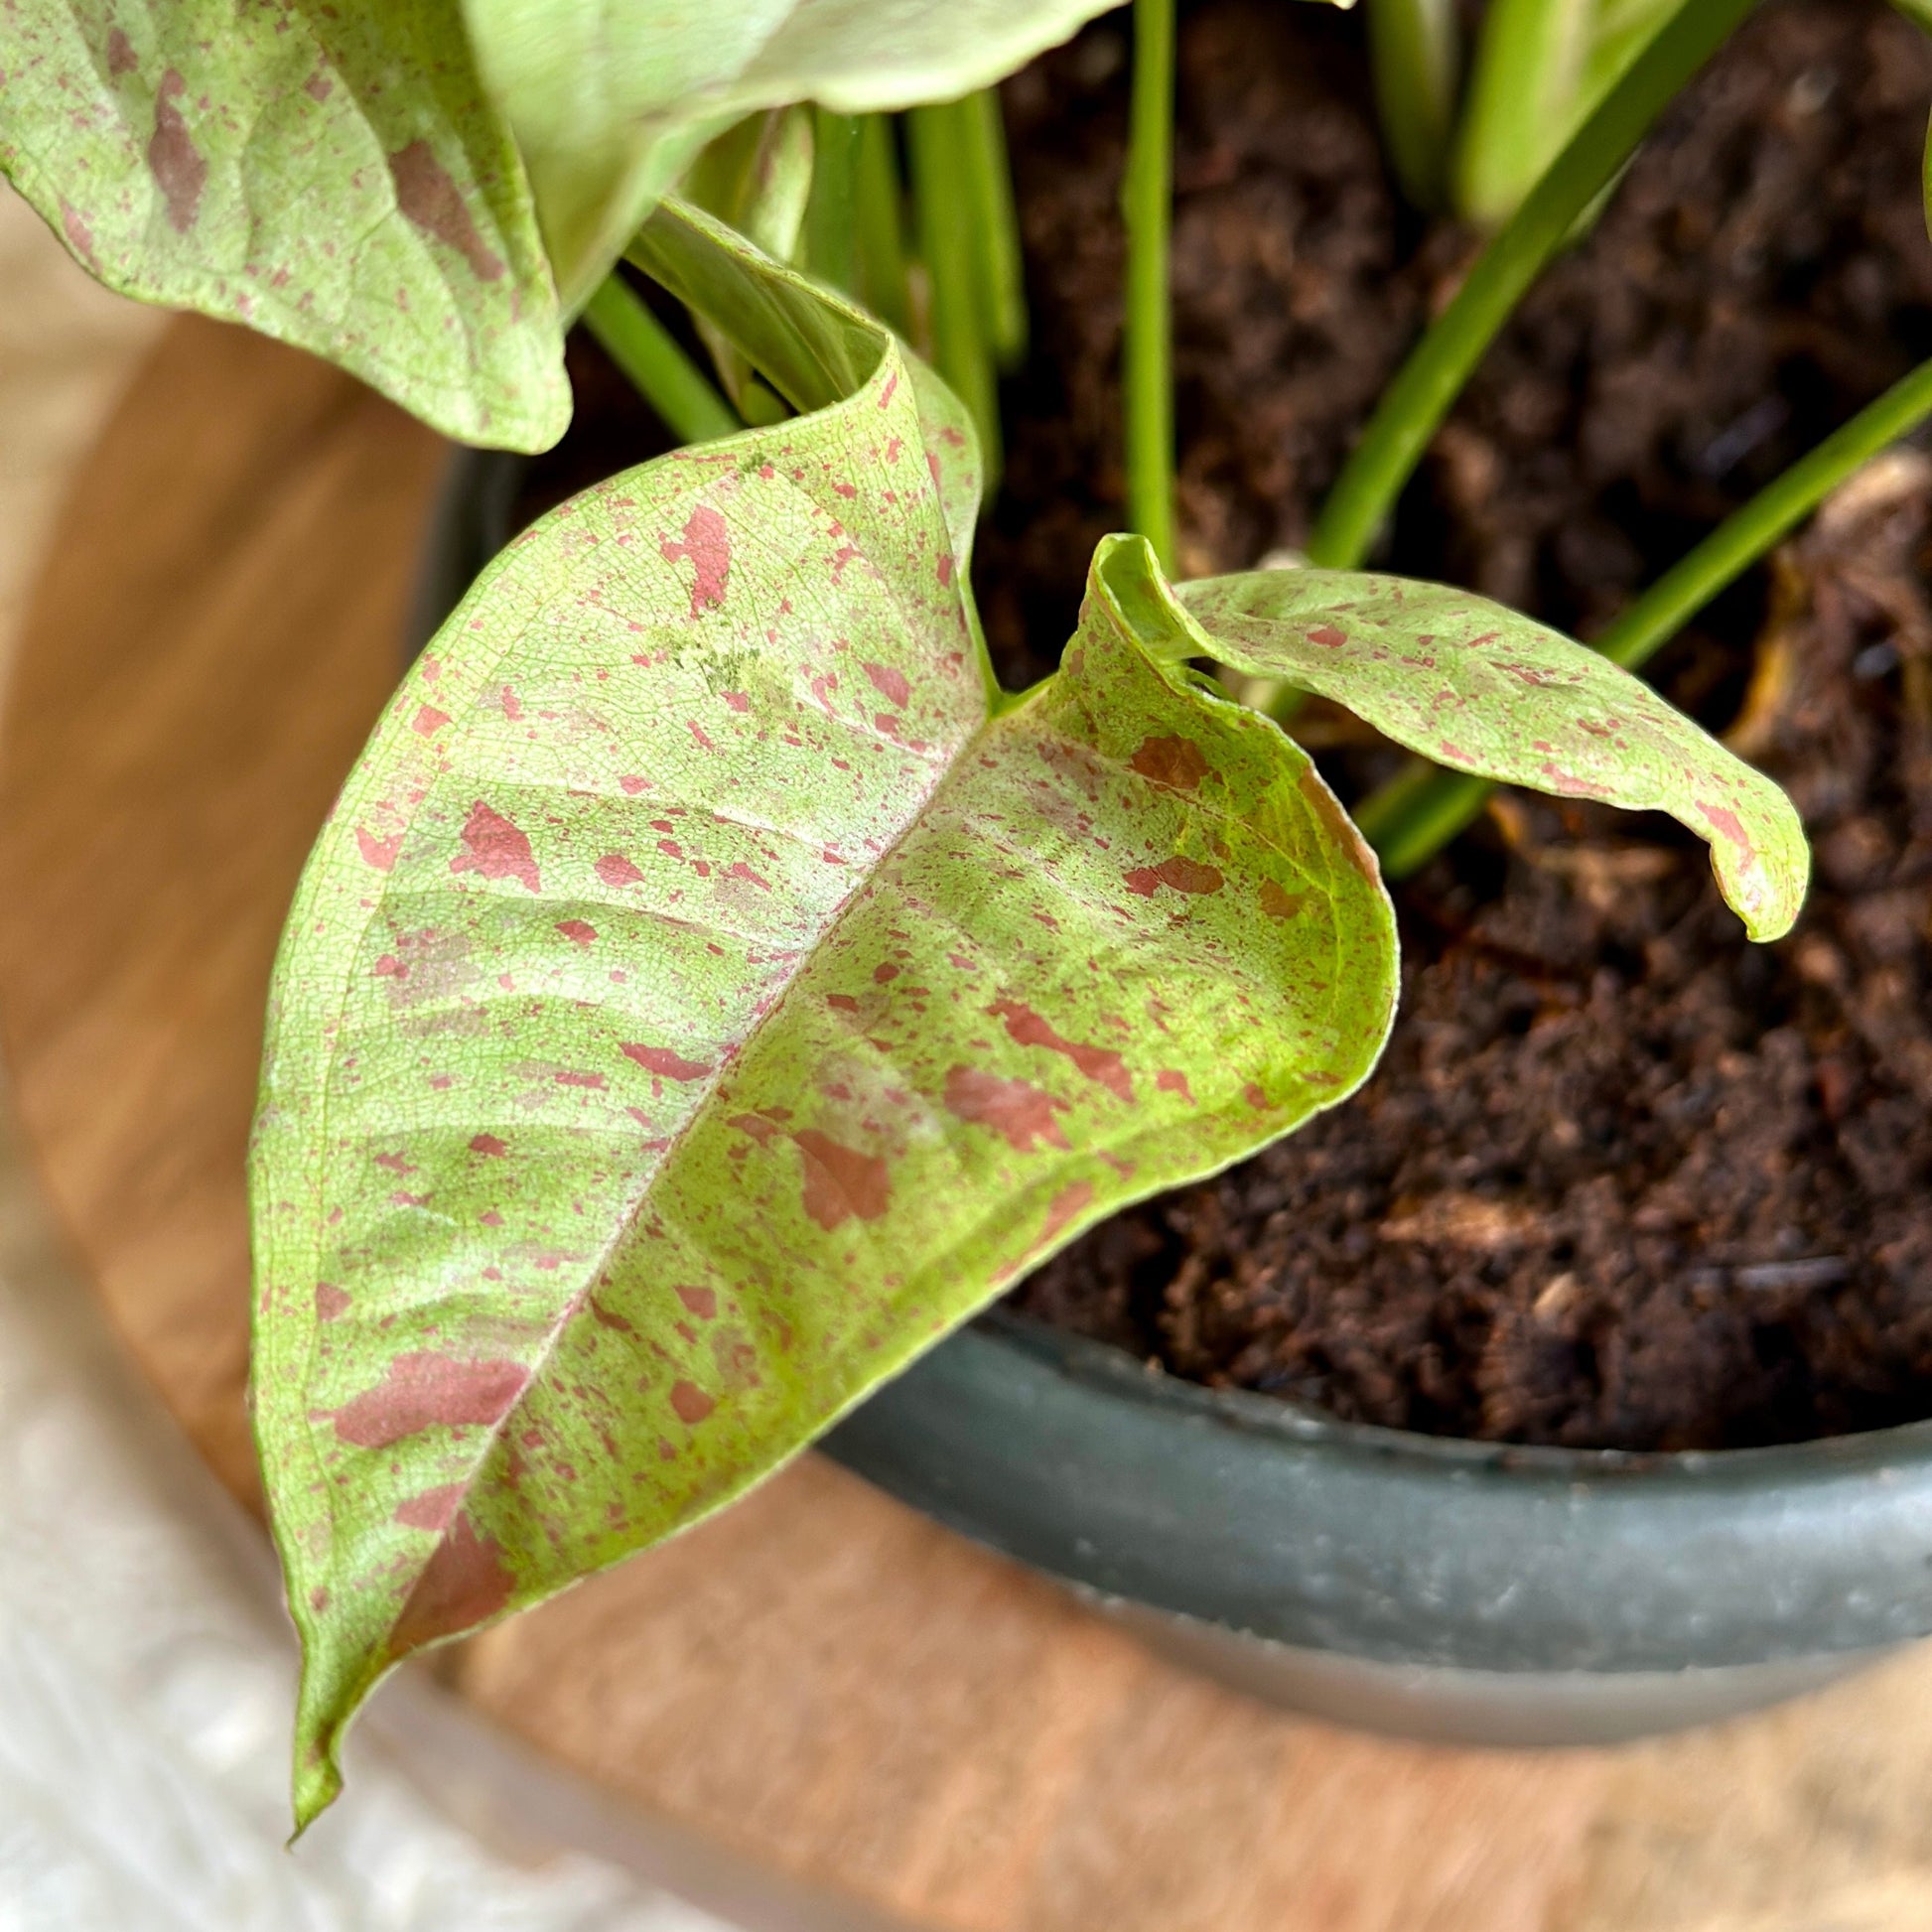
{"left": 1, "top": 0, "right": 568, "bottom": 451}
{"left": 1178, "top": 569, "right": 1810, "bottom": 941}
{"left": 251, "top": 201, "right": 1400, "bottom": 1827}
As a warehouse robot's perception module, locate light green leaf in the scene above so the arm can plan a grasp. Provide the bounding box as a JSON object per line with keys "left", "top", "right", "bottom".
{"left": 0, "top": 0, "right": 568, "bottom": 451}
{"left": 1178, "top": 568, "right": 1810, "bottom": 941}
{"left": 461, "top": 0, "right": 1134, "bottom": 310}
{"left": 251, "top": 200, "right": 1399, "bottom": 1828}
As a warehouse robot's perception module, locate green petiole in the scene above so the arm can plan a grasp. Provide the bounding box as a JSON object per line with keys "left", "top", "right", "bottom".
{"left": 805, "top": 107, "right": 860, "bottom": 294}
{"left": 959, "top": 88, "right": 1029, "bottom": 368}
{"left": 582, "top": 274, "right": 743, "bottom": 446}
{"left": 1354, "top": 353, "right": 1932, "bottom": 876}
{"left": 1307, "top": 0, "right": 1759, "bottom": 578}
{"left": 1124, "top": 0, "right": 1178, "bottom": 576}
{"left": 1453, "top": 0, "right": 1593, "bottom": 227}
{"left": 908, "top": 98, "right": 1002, "bottom": 483}
{"left": 853, "top": 115, "right": 915, "bottom": 341}
{"left": 1366, "top": 0, "right": 1462, "bottom": 212}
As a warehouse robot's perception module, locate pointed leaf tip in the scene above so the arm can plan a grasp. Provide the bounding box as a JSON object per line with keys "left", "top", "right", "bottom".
{"left": 1179, "top": 567, "right": 1810, "bottom": 941}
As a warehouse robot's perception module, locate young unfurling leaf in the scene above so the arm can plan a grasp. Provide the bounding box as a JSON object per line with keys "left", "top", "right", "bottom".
{"left": 0, "top": 0, "right": 568, "bottom": 451}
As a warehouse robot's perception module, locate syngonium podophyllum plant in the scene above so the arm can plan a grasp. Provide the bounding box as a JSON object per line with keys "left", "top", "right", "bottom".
{"left": 250, "top": 198, "right": 1809, "bottom": 1826}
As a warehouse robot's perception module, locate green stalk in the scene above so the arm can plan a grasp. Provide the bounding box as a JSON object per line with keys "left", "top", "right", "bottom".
{"left": 1367, "top": 0, "right": 1462, "bottom": 212}
{"left": 806, "top": 107, "right": 859, "bottom": 293}
{"left": 1893, "top": 0, "right": 1932, "bottom": 30}
{"left": 582, "top": 274, "right": 742, "bottom": 445}
{"left": 1454, "top": 0, "right": 1593, "bottom": 227}
{"left": 853, "top": 116, "right": 914, "bottom": 340}
{"left": 1124, "top": 0, "right": 1178, "bottom": 576}
{"left": 908, "top": 100, "right": 1001, "bottom": 482}
{"left": 1308, "top": 0, "right": 1758, "bottom": 576}
{"left": 959, "top": 88, "right": 1029, "bottom": 367}
{"left": 1355, "top": 353, "right": 1932, "bottom": 875}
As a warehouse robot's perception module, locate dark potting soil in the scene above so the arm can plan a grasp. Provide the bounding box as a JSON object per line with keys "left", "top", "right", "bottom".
{"left": 1005, "top": 0, "right": 1932, "bottom": 1450}
{"left": 521, "top": 0, "right": 1932, "bottom": 1450}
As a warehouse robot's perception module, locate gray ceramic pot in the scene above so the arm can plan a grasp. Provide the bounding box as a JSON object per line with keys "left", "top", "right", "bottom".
{"left": 420, "top": 450, "right": 1932, "bottom": 1748}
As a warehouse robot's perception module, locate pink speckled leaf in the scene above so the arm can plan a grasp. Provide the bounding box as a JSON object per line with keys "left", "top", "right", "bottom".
{"left": 0, "top": 0, "right": 567, "bottom": 450}
{"left": 1178, "top": 569, "right": 1809, "bottom": 940}
{"left": 251, "top": 203, "right": 1396, "bottom": 1828}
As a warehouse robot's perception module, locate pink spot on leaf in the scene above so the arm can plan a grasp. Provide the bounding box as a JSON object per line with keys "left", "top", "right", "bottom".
{"left": 623, "top": 1043, "right": 712, "bottom": 1081}
{"left": 387, "top": 139, "right": 504, "bottom": 281}
{"left": 793, "top": 1129, "right": 891, "bottom": 1231}
{"left": 990, "top": 999, "right": 1133, "bottom": 1102}
{"left": 596, "top": 852, "right": 644, "bottom": 888}
{"left": 148, "top": 70, "right": 206, "bottom": 232}
{"left": 660, "top": 504, "right": 731, "bottom": 618}
{"left": 451, "top": 800, "right": 540, "bottom": 893}
{"left": 944, "top": 1067, "right": 1070, "bottom": 1153}
{"left": 1130, "top": 735, "right": 1210, "bottom": 790}
{"left": 556, "top": 918, "right": 597, "bottom": 946}
{"left": 331, "top": 1352, "right": 525, "bottom": 1449}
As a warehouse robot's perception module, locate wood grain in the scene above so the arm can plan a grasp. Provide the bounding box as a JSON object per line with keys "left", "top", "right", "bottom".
{"left": 14, "top": 314, "right": 1932, "bottom": 1932}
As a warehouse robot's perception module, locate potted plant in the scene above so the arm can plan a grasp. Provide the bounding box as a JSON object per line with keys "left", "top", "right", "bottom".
{"left": 7, "top": 0, "right": 1932, "bottom": 1832}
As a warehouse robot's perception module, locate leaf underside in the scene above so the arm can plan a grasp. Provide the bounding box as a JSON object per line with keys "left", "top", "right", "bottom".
{"left": 0, "top": 0, "right": 568, "bottom": 451}
{"left": 462, "top": 0, "right": 1137, "bottom": 310}
{"left": 1177, "top": 570, "right": 1810, "bottom": 941}
{"left": 251, "top": 201, "right": 1400, "bottom": 1827}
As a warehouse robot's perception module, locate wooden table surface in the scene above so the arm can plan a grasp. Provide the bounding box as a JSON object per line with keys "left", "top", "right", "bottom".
{"left": 10, "top": 311, "right": 1932, "bottom": 1932}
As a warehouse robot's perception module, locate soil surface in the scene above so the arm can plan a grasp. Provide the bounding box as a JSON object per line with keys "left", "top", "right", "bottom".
{"left": 1007, "top": 0, "right": 1932, "bottom": 1449}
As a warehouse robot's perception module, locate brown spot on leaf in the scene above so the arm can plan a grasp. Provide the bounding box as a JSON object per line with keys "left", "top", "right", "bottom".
{"left": 1129, "top": 734, "right": 1210, "bottom": 790}
{"left": 556, "top": 918, "right": 597, "bottom": 946}
{"left": 315, "top": 1282, "right": 350, "bottom": 1321}
{"left": 793, "top": 1129, "right": 891, "bottom": 1231}
{"left": 1308, "top": 624, "right": 1348, "bottom": 649}
{"left": 106, "top": 28, "right": 137, "bottom": 75}
{"left": 148, "top": 70, "right": 206, "bottom": 233}
{"left": 1260, "top": 880, "right": 1305, "bottom": 920}
{"left": 387, "top": 139, "right": 504, "bottom": 281}
{"left": 469, "top": 1133, "right": 506, "bottom": 1157}
{"left": 676, "top": 1284, "right": 718, "bottom": 1319}
{"left": 451, "top": 800, "right": 540, "bottom": 893}
{"left": 1156, "top": 1069, "right": 1196, "bottom": 1104}
{"left": 944, "top": 1066, "right": 1070, "bottom": 1153}
{"left": 991, "top": 999, "right": 1133, "bottom": 1102}
{"left": 331, "top": 1352, "right": 525, "bottom": 1449}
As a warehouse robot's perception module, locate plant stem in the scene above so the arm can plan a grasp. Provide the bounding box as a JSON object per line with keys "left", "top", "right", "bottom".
{"left": 1453, "top": 0, "right": 1593, "bottom": 227}
{"left": 1124, "top": 0, "right": 1177, "bottom": 576}
{"left": 853, "top": 116, "right": 914, "bottom": 340}
{"left": 582, "top": 274, "right": 742, "bottom": 445}
{"left": 1367, "top": 0, "right": 1461, "bottom": 212}
{"left": 1893, "top": 0, "right": 1932, "bottom": 31}
{"left": 806, "top": 107, "right": 859, "bottom": 293}
{"left": 959, "top": 88, "right": 1029, "bottom": 367}
{"left": 1309, "top": 0, "right": 1758, "bottom": 576}
{"left": 908, "top": 100, "right": 1001, "bottom": 482}
{"left": 1355, "top": 352, "right": 1932, "bottom": 876}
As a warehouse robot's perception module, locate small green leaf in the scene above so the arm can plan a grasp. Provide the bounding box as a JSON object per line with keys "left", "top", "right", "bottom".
{"left": 252, "top": 201, "right": 1398, "bottom": 1828}
{"left": 0, "top": 0, "right": 569, "bottom": 451}
{"left": 461, "top": 0, "right": 1134, "bottom": 310}
{"left": 1178, "top": 568, "right": 1810, "bottom": 940}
